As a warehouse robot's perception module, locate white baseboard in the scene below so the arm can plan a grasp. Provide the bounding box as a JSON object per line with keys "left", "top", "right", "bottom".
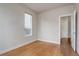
{"left": 0, "top": 40, "right": 36, "bottom": 55}
{"left": 37, "top": 39, "right": 60, "bottom": 45}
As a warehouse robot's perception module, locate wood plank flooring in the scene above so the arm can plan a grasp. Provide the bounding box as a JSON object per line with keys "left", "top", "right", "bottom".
{"left": 60, "top": 38, "right": 78, "bottom": 56}
{"left": 0, "top": 40, "right": 78, "bottom": 56}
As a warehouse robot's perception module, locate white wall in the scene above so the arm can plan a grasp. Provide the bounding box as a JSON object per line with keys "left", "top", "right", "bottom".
{"left": 61, "top": 16, "right": 71, "bottom": 38}
{"left": 75, "top": 4, "right": 79, "bottom": 54}
{"left": 37, "top": 5, "right": 75, "bottom": 44}
{"left": 68, "top": 16, "right": 71, "bottom": 38}
{"left": 0, "top": 4, "right": 37, "bottom": 53}
{"left": 61, "top": 17, "right": 69, "bottom": 38}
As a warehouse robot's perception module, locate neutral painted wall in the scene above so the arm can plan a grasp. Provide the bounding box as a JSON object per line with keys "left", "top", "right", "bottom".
{"left": 61, "top": 16, "right": 71, "bottom": 38}
{"left": 75, "top": 4, "right": 79, "bottom": 54}
{"left": 0, "top": 4, "right": 37, "bottom": 52}
{"left": 37, "top": 5, "right": 75, "bottom": 44}
{"left": 61, "top": 17, "right": 69, "bottom": 38}
{"left": 68, "top": 16, "right": 71, "bottom": 38}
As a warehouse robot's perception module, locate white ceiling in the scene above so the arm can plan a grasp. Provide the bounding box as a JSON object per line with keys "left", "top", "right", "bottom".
{"left": 24, "top": 3, "right": 74, "bottom": 13}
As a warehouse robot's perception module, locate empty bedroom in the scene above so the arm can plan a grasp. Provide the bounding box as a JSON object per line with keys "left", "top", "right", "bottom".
{"left": 0, "top": 3, "right": 79, "bottom": 56}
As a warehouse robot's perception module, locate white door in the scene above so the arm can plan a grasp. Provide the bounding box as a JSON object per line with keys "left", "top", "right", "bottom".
{"left": 71, "top": 10, "right": 77, "bottom": 51}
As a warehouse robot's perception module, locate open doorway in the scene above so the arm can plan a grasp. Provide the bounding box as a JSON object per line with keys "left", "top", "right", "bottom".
{"left": 60, "top": 16, "right": 71, "bottom": 45}
{"left": 59, "top": 12, "right": 77, "bottom": 55}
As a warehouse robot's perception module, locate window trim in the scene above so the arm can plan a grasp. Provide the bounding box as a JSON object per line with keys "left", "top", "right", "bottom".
{"left": 24, "top": 13, "right": 32, "bottom": 37}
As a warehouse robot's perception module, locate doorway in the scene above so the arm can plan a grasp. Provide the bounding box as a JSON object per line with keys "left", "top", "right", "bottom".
{"left": 60, "top": 16, "right": 71, "bottom": 45}
{"left": 60, "top": 12, "right": 77, "bottom": 53}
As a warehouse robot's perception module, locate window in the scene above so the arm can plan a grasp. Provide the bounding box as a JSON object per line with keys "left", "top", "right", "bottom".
{"left": 24, "top": 13, "right": 32, "bottom": 36}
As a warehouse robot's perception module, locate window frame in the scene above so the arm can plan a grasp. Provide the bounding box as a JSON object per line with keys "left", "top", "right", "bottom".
{"left": 24, "top": 13, "right": 33, "bottom": 37}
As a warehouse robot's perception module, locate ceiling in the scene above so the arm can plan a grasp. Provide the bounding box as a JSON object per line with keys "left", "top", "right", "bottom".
{"left": 24, "top": 3, "right": 74, "bottom": 13}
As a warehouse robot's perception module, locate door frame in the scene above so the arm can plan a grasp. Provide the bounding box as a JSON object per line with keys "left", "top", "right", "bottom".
{"left": 59, "top": 12, "right": 77, "bottom": 52}
{"left": 59, "top": 14, "right": 72, "bottom": 43}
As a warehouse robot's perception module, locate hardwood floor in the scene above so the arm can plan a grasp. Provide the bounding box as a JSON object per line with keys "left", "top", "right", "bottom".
{"left": 0, "top": 40, "right": 78, "bottom": 56}
{"left": 61, "top": 38, "right": 78, "bottom": 56}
